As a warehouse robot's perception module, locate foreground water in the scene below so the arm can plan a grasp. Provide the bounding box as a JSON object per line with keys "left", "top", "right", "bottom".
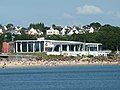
{"left": 0, "top": 65, "right": 120, "bottom": 90}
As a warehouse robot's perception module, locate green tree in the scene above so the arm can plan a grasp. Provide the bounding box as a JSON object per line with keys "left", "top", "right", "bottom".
{"left": 90, "top": 22, "right": 101, "bottom": 28}
{"left": 29, "top": 23, "right": 46, "bottom": 33}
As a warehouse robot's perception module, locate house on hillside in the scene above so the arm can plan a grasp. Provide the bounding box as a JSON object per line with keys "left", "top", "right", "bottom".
{"left": 28, "top": 28, "right": 43, "bottom": 35}
{"left": 67, "top": 29, "right": 74, "bottom": 36}
{"left": 61, "top": 27, "right": 66, "bottom": 35}
{"left": 89, "top": 27, "right": 94, "bottom": 33}
{"left": 73, "top": 27, "right": 79, "bottom": 34}
{"left": 10, "top": 30, "right": 21, "bottom": 35}
{"left": 0, "top": 28, "right": 3, "bottom": 34}
{"left": 46, "top": 27, "right": 59, "bottom": 35}
{"left": 66, "top": 26, "right": 79, "bottom": 35}
{"left": 3, "top": 26, "right": 8, "bottom": 31}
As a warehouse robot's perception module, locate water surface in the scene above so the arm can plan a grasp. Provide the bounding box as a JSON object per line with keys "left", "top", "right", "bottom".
{"left": 0, "top": 65, "right": 120, "bottom": 90}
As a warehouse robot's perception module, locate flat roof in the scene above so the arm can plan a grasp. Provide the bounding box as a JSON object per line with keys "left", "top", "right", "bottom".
{"left": 15, "top": 39, "right": 102, "bottom": 45}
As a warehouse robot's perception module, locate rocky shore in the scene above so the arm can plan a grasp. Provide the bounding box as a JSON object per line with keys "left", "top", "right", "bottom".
{"left": 0, "top": 55, "right": 120, "bottom": 68}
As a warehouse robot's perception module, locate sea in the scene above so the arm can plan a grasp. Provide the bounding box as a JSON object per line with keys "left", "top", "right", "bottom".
{"left": 0, "top": 65, "right": 120, "bottom": 90}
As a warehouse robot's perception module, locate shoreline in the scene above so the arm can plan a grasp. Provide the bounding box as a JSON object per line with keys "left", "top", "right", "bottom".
{"left": 0, "top": 60, "right": 119, "bottom": 69}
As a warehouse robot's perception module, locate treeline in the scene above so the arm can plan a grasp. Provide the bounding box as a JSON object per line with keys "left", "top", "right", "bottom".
{"left": 46, "top": 24, "right": 120, "bottom": 51}
{"left": 0, "top": 22, "right": 120, "bottom": 52}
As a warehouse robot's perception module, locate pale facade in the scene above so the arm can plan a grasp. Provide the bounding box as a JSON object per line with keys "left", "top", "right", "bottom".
{"left": 14, "top": 39, "right": 111, "bottom": 56}
{"left": 28, "top": 28, "right": 43, "bottom": 35}
{"left": 28, "top": 28, "right": 38, "bottom": 35}
{"left": 89, "top": 27, "right": 94, "bottom": 33}
{"left": 67, "top": 30, "right": 74, "bottom": 35}
{"left": 46, "top": 27, "right": 59, "bottom": 35}
{"left": 61, "top": 28, "right": 66, "bottom": 35}
{"left": 0, "top": 29, "right": 3, "bottom": 34}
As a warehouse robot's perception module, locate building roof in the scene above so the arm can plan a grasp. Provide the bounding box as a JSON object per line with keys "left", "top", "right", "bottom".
{"left": 15, "top": 39, "right": 102, "bottom": 45}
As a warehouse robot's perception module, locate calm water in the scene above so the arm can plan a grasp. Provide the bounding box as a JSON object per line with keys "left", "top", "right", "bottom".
{"left": 0, "top": 65, "right": 120, "bottom": 90}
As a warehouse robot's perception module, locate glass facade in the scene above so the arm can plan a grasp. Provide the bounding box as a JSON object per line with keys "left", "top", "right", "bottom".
{"left": 22, "top": 42, "right": 27, "bottom": 52}
{"left": 54, "top": 45, "right": 60, "bottom": 52}
{"left": 28, "top": 42, "right": 33, "bottom": 52}
{"left": 69, "top": 45, "right": 74, "bottom": 51}
{"left": 17, "top": 42, "right": 21, "bottom": 52}
{"left": 75, "top": 44, "right": 79, "bottom": 51}
{"left": 35, "top": 42, "right": 40, "bottom": 52}
{"left": 15, "top": 40, "right": 102, "bottom": 55}
{"left": 62, "top": 45, "right": 67, "bottom": 51}
{"left": 41, "top": 41, "right": 44, "bottom": 52}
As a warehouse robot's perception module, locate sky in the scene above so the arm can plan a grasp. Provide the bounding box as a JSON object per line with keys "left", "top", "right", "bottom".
{"left": 0, "top": 0, "right": 120, "bottom": 27}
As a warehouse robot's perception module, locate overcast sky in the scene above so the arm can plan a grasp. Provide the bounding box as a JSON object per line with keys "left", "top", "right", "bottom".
{"left": 0, "top": 0, "right": 120, "bottom": 27}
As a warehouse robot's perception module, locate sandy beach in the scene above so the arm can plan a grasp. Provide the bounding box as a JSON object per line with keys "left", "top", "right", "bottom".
{"left": 0, "top": 58, "right": 119, "bottom": 68}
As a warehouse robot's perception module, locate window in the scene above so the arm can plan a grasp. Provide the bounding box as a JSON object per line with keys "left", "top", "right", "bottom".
{"left": 35, "top": 42, "right": 40, "bottom": 52}
{"left": 62, "top": 45, "right": 67, "bottom": 51}
{"left": 54, "top": 45, "right": 60, "bottom": 52}
{"left": 90, "top": 47, "right": 97, "bottom": 51}
{"left": 75, "top": 44, "right": 79, "bottom": 51}
{"left": 22, "top": 42, "right": 27, "bottom": 52}
{"left": 45, "top": 48, "right": 52, "bottom": 52}
{"left": 69, "top": 45, "right": 74, "bottom": 51}
{"left": 28, "top": 42, "right": 33, "bottom": 52}
{"left": 17, "top": 42, "right": 21, "bottom": 52}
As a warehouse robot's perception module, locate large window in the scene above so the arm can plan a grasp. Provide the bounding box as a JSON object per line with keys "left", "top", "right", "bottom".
{"left": 22, "top": 42, "right": 27, "bottom": 52}
{"left": 28, "top": 42, "right": 33, "bottom": 52}
{"left": 35, "top": 42, "right": 40, "bottom": 52}
{"left": 90, "top": 47, "right": 97, "bottom": 51}
{"left": 80, "top": 44, "right": 83, "bottom": 51}
{"left": 62, "top": 45, "right": 67, "bottom": 51}
{"left": 98, "top": 45, "right": 102, "bottom": 51}
{"left": 54, "top": 45, "right": 60, "bottom": 52}
{"left": 85, "top": 45, "right": 88, "bottom": 51}
{"left": 17, "top": 42, "right": 21, "bottom": 52}
{"left": 41, "top": 41, "right": 44, "bottom": 52}
{"left": 69, "top": 45, "right": 74, "bottom": 51}
{"left": 75, "top": 44, "right": 79, "bottom": 51}
{"left": 45, "top": 47, "right": 52, "bottom": 52}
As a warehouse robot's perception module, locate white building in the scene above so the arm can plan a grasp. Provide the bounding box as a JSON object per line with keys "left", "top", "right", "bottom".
{"left": 46, "top": 27, "right": 60, "bottom": 35}
{"left": 14, "top": 39, "right": 111, "bottom": 56}
{"left": 3, "top": 26, "right": 8, "bottom": 31}
{"left": 66, "top": 27, "right": 79, "bottom": 35}
{"left": 89, "top": 27, "right": 94, "bottom": 33}
{"left": 0, "top": 28, "right": 3, "bottom": 34}
{"left": 73, "top": 27, "right": 79, "bottom": 34}
{"left": 67, "top": 29, "right": 74, "bottom": 35}
{"left": 12, "top": 30, "right": 21, "bottom": 35}
{"left": 61, "top": 28, "right": 66, "bottom": 35}
{"left": 28, "top": 28, "right": 43, "bottom": 35}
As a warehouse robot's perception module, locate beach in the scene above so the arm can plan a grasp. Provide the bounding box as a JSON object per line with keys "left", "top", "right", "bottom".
{"left": 0, "top": 56, "right": 119, "bottom": 68}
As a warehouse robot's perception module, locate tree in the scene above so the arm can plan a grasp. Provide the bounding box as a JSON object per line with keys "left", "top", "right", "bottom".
{"left": 6, "top": 24, "right": 14, "bottom": 29}
{"left": 90, "top": 22, "right": 101, "bottom": 28}
{"left": 28, "top": 23, "right": 46, "bottom": 33}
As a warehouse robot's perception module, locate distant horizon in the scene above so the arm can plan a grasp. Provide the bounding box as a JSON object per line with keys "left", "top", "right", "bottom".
{"left": 0, "top": 0, "right": 120, "bottom": 27}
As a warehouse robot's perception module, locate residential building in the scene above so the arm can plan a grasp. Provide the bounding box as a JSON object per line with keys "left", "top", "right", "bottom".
{"left": 61, "top": 27, "right": 66, "bottom": 35}
{"left": 0, "top": 28, "right": 3, "bottom": 34}
{"left": 89, "top": 27, "right": 94, "bottom": 33}
{"left": 28, "top": 28, "right": 43, "bottom": 35}
{"left": 46, "top": 27, "right": 59, "bottom": 35}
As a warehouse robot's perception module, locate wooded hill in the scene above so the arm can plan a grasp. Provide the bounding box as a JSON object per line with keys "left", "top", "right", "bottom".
{"left": 0, "top": 22, "right": 120, "bottom": 52}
